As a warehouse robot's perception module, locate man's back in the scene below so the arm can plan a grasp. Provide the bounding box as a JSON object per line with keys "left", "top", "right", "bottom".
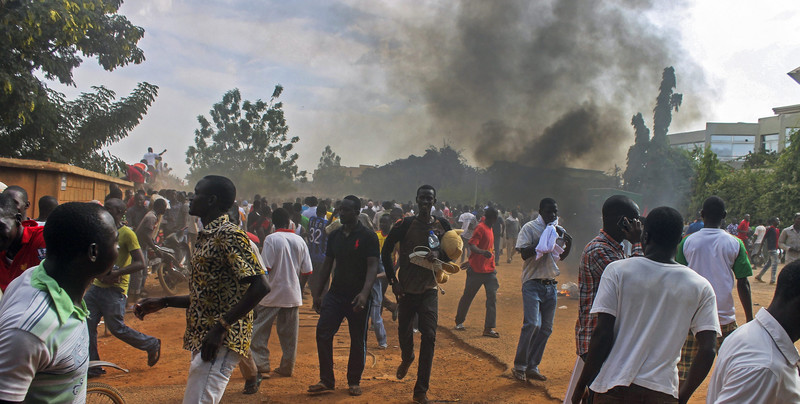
{"left": 260, "top": 230, "right": 312, "bottom": 307}
{"left": 707, "top": 308, "right": 800, "bottom": 403}
{"left": 677, "top": 228, "right": 751, "bottom": 325}
{"left": 589, "top": 257, "right": 719, "bottom": 398}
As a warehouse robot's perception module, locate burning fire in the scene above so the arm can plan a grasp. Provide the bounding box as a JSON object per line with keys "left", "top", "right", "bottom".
{"left": 558, "top": 289, "right": 571, "bottom": 298}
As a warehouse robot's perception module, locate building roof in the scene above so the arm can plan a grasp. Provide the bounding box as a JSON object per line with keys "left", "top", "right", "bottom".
{"left": 789, "top": 66, "right": 800, "bottom": 86}
{"left": 0, "top": 157, "right": 133, "bottom": 186}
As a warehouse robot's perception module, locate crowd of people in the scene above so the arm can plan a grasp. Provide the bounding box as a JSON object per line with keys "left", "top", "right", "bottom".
{"left": 0, "top": 175, "right": 798, "bottom": 403}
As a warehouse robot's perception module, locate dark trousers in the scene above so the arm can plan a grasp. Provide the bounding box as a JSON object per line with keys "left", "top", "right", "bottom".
{"left": 455, "top": 270, "right": 499, "bottom": 329}
{"left": 398, "top": 289, "right": 438, "bottom": 396}
{"left": 593, "top": 384, "right": 678, "bottom": 403}
{"left": 316, "top": 292, "right": 371, "bottom": 388}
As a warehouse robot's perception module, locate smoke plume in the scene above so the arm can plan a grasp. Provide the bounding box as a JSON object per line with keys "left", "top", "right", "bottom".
{"left": 375, "top": 0, "right": 706, "bottom": 170}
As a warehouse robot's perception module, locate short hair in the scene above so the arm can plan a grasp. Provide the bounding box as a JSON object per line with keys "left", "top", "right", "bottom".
{"left": 417, "top": 184, "right": 436, "bottom": 198}
{"left": 152, "top": 198, "right": 167, "bottom": 211}
{"left": 602, "top": 195, "right": 638, "bottom": 227}
{"left": 484, "top": 206, "right": 498, "bottom": 219}
{"left": 774, "top": 260, "right": 800, "bottom": 303}
{"left": 643, "top": 206, "right": 684, "bottom": 248}
{"left": 382, "top": 201, "right": 393, "bottom": 210}
{"left": 702, "top": 196, "right": 726, "bottom": 223}
{"left": 251, "top": 199, "right": 262, "bottom": 210}
{"left": 343, "top": 195, "right": 361, "bottom": 210}
{"left": 44, "top": 202, "right": 114, "bottom": 262}
{"left": 201, "top": 175, "right": 236, "bottom": 210}
{"left": 272, "top": 208, "right": 291, "bottom": 228}
{"left": 539, "top": 198, "right": 557, "bottom": 211}
{"left": 304, "top": 196, "right": 318, "bottom": 207}
{"left": 3, "top": 185, "right": 28, "bottom": 203}
{"left": 0, "top": 194, "right": 18, "bottom": 218}
{"left": 316, "top": 201, "right": 327, "bottom": 216}
{"left": 104, "top": 198, "right": 126, "bottom": 212}
{"left": 292, "top": 202, "right": 303, "bottom": 213}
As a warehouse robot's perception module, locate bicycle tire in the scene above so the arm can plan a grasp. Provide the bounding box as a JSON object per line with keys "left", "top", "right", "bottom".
{"left": 87, "top": 382, "right": 126, "bottom": 404}
{"left": 155, "top": 262, "right": 181, "bottom": 296}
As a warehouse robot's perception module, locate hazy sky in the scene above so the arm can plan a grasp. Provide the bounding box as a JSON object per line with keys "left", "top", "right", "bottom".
{"left": 53, "top": 0, "right": 800, "bottom": 178}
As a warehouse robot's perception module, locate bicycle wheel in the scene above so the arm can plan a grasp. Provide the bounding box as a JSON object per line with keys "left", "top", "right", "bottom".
{"left": 154, "top": 262, "right": 184, "bottom": 296}
{"left": 87, "top": 382, "right": 126, "bottom": 404}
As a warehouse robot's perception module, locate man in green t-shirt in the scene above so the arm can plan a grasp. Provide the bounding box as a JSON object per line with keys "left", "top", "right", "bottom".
{"left": 85, "top": 198, "right": 160, "bottom": 377}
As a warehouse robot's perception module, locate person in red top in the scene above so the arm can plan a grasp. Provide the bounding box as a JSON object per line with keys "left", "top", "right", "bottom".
{"left": 454, "top": 206, "right": 501, "bottom": 338}
{"left": 0, "top": 193, "right": 46, "bottom": 291}
{"left": 737, "top": 214, "right": 751, "bottom": 241}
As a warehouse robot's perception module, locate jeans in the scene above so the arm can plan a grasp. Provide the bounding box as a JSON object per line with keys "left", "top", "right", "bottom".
{"left": 316, "top": 292, "right": 371, "bottom": 387}
{"left": 398, "top": 289, "right": 438, "bottom": 396}
{"left": 757, "top": 249, "right": 780, "bottom": 283}
{"left": 455, "top": 269, "right": 499, "bottom": 329}
{"left": 370, "top": 277, "right": 387, "bottom": 347}
{"left": 183, "top": 346, "right": 242, "bottom": 404}
{"left": 85, "top": 285, "right": 159, "bottom": 362}
{"left": 513, "top": 280, "right": 557, "bottom": 372}
{"left": 251, "top": 306, "right": 299, "bottom": 374}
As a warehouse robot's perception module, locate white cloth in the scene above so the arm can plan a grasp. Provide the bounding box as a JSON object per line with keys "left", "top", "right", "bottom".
{"left": 533, "top": 215, "right": 564, "bottom": 260}
{"left": 183, "top": 346, "right": 241, "bottom": 404}
{"left": 458, "top": 212, "right": 477, "bottom": 239}
{"left": 301, "top": 206, "right": 316, "bottom": 219}
{"left": 258, "top": 231, "right": 313, "bottom": 307}
{"left": 589, "top": 257, "right": 720, "bottom": 399}
{"left": 563, "top": 357, "right": 585, "bottom": 404}
{"left": 680, "top": 228, "right": 749, "bottom": 325}
{"left": 754, "top": 225, "right": 767, "bottom": 244}
{"left": 516, "top": 214, "right": 564, "bottom": 282}
{"left": 706, "top": 308, "right": 800, "bottom": 404}
{"left": 143, "top": 152, "right": 158, "bottom": 167}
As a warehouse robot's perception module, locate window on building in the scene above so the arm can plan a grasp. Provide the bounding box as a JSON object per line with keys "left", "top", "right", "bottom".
{"left": 762, "top": 134, "right": 779, "bottom": 152}
{"left": 674, "top": 141, "right": 704, "bottom": 151}
{"left": 710, "top": 134, "right": 754, "bottom": 160}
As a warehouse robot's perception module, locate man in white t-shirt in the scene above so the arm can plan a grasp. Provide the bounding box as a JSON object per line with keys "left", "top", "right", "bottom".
{"left": 458, "top": 210, "right": 477, "bottom": 263}
{"left": 676, "top": 196, "right": 753, "bottom": 383}
{"left": 752, "top": 221, "right": 767, "bottom": 256}
{"left": 571, "top": 207, "right": 720, "bottom": 404}
{"left": 251, "top": 208, "right": 313, "bottom": 378}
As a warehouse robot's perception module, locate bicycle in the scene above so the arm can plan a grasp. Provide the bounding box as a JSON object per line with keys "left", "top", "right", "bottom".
{"left": 87, "top": 360, "right": 128, "bottom": 404}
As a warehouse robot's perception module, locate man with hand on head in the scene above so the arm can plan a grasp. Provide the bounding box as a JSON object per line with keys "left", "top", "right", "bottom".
{"left": 0, "top": 202, "right": 119, "bottom": 403}
{"left": 572, "top": 207, "right": 720, "bottom": 404}
{"left": 134, "top": 175, "right": 269, "bottom": 404}
{"left": 0, "top": 193, "right": 45, "bottom": 292}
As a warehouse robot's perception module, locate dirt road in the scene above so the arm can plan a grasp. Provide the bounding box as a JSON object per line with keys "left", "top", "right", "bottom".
{"left": 93, "top": 259, "right": 790, "bottom": 403}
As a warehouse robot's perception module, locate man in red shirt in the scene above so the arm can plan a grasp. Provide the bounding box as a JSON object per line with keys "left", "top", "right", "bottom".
{"left": 454, "top": 206, "right": 500, "bottom": 338}
{"left": 737, "top": 214, "right": 751, "bottom": 242}
{"left": 0, "top": 193, "right": 46, "bottom": 291}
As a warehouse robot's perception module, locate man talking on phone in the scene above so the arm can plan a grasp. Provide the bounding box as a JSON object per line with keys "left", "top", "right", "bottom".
{"left": 564, "top": 195, "right": 643, "bottom": 401}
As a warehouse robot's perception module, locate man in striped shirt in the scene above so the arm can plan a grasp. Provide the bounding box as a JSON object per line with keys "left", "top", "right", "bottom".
{"left": 0, "top": 202, "right": 119, "bottom": 403}
{"left": 565, "top": 195, "right": 642, "bottom": 401}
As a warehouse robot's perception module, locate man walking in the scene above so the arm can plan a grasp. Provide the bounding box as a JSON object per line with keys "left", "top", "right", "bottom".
{"left": 86, "top": 198, "right": 160, "bottom": 378}
{"left": 564, "top": 195, "right": 642, "bottom": 401}
{"left": 707, "top": 260, "right": 800, "bottom": 403}
{"left": 755, "top": 218, "right": 781, "bottom": 284}
{"left": 309, "top": 195, "right": 378, "bottom": 397}
{"left": 0, "top": 203, "right": 118, "bottom": 402}
{"left": 130, "top": 198, "right": 167, "bottom": 298}
{"left": 134, "top": 175, "right": 269, "bottom": 404}
{"left": 251, "top": 208, "right": 312, "bottom": 379}
{"left": 778, "top": 213, "right": 800, "bottom": 264}
{"left": 512, "top": 198, "right": 572, "bottom": 382}
{"left": 382, "top": 185, "right": 452, "bottom": 404}
{"left": 505, "top": 210, "right": 521, "bottom": 264}
{"left": 676, "top": 196, "right": 753, "bottom": 383}
{"left": 571, "top": 207, "right": 720, "bottom": 404}
{"left": 454, "top": 206, "right": 501, "bottom": 338}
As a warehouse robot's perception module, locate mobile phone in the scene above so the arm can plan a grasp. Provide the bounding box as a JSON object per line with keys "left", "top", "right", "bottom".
{"left": 617, "top": 216, "right": 631, "bottom": 232}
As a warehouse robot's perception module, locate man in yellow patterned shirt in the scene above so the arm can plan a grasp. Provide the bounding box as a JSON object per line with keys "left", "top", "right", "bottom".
{"left": 135, "top": 175, "right": 269, "bottom": 404}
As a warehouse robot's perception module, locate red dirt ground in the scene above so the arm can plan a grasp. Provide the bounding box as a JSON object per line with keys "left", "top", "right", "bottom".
{"left": 92, "top": 260, "right": 793, "bottom": 403}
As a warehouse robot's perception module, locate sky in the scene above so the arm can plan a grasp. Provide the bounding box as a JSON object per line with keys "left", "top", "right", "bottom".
{"left": 52, "top": 0, "right": 800, "bottom": 178}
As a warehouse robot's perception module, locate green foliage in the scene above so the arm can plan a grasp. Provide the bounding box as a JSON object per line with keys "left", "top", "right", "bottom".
{"left": 652, "top": 67, "right": 682, "bottom": 144}
{"left": 0, "top": 0, "right": 145, "bottom": 125}
{"left": 741, "top": 149, "right": 778, "bottom": 169}
{"left": 312, "top": 145, "right": 350, "bottom": 194}
{"left": 0, "top": 82, "right": 158, "bottom": 174}
{"left": 689, "top": 147, "right": 731, "bottom": 211}
{"left": 185, "top": 85, "right": 306, "bottom": 196}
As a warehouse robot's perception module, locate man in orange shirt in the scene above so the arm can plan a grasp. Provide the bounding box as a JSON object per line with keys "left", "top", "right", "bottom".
{"left": 454, "top": 206, "right": 500, "bottom": 338}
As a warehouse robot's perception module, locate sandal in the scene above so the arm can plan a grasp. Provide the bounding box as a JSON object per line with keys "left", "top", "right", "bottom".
{"left": 483, "top": 329, "right": 500, "bottom": 338}
{"left": 349, "top": 385, "right": 362, "bottom": 396}
{"left": 307, "top": 382, "right": 334, "bottom": 394}
{"left": 243, "top": 374, "right": 262, "bottom": 395}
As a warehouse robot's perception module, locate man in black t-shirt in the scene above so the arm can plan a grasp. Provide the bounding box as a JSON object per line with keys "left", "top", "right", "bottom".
{"left": 382, "top": 185, "right": 452, "bottom": 404}
{"left": 309, "top": 195, "right": 379, "bottom": 397}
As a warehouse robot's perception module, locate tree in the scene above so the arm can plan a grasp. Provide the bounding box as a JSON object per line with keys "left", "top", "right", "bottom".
{"left": 0, "top": 0, "right": 145, "bottom": 125}
{"left": 311, "top": 145, "right": 347, "bottom": 192}
{"left": 623, "top": 67, "right": 693, "bottom": 211}
{"left": 185, "top": 85, "right": 306, "bottom": 195}
{"left": 317, "top": 145, "right": 341, "bottom": 170}
{"left": 689, "top": 147, "right": 731, "bottom": 211}
{"left": 0, "top": 83, "right": 158, "bottom": 174}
